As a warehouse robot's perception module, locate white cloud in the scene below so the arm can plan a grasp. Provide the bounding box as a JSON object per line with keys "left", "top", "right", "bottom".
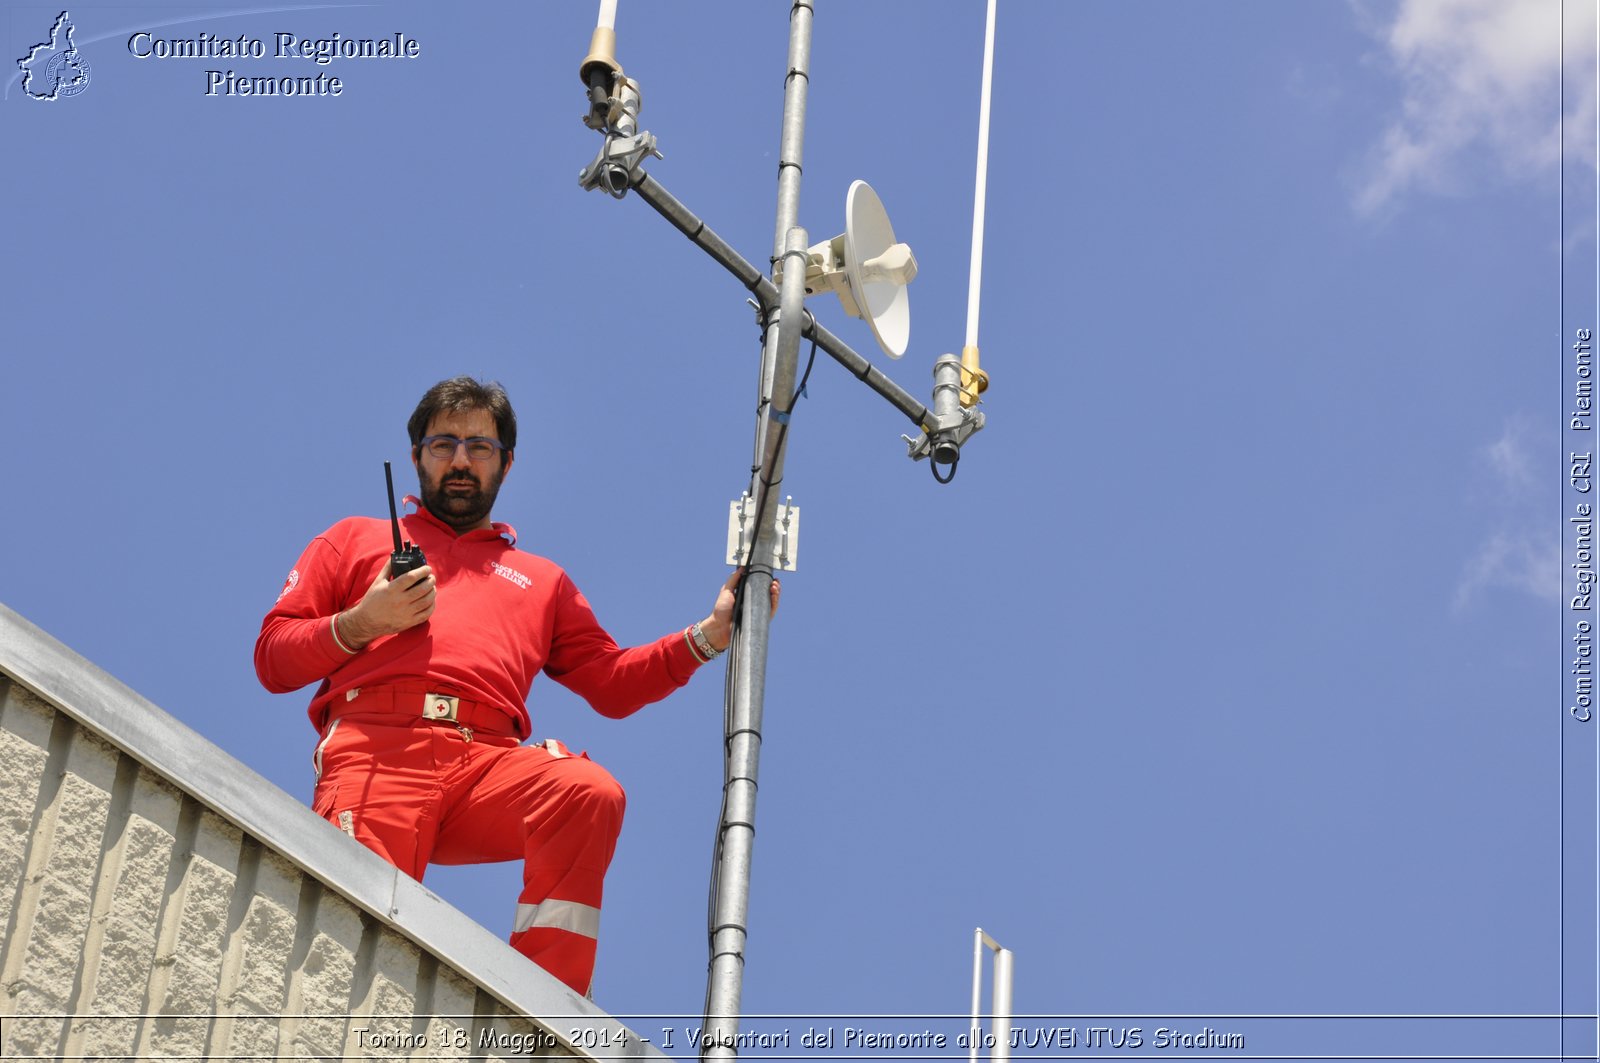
{"left": 1454, "top": 416, "right": 1560, "bottom": 609}
{"left": 1486, "top": 418, "right": 1538, "bottom": 490}
{"left": 1355, "top": 0, "right": 1597, "bottom": 215}
{"left": 1455, "top": 529, "right": 1561, "bottom": 608}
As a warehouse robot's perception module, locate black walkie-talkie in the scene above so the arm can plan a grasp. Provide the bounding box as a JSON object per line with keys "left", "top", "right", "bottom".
{"left": 385, "top": 461, "right": 427, "bottom": 578}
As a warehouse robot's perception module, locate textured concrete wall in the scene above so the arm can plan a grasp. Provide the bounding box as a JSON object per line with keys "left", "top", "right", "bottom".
{"left": 0, "top": 664, "right": 630, "bottom": 1061}
{"left": 0, "top": 676, "right": 554, "bottom": 1060}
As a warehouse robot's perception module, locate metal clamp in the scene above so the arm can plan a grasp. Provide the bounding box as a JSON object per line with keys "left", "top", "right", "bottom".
{"left": 578, "top": 76, "right": 663, "bottom": 198}
{"left": 578, "top": 132, "right": 663, "bottom": 198}
{"left": 904, "top": 407, "right": 985, "bottom": 463}
{"left": 905, "top": 353, "right": 985, "bottom": 470}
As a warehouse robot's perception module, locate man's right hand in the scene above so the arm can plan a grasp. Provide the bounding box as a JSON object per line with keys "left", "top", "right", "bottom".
{"left": 335, "top": 563, "right": 436, "bottom": 650}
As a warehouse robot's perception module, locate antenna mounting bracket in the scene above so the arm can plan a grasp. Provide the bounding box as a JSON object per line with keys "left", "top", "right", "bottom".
{"left": 578, "top": 76, "right": 662, "bottom": 198}
{"left": 726, "top": 494, "right": 800, "bottom": 571}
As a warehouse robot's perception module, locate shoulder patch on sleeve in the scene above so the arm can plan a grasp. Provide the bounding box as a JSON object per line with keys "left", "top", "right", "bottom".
{"left": 275, "top": 568, "right": 300, "bottom": 603}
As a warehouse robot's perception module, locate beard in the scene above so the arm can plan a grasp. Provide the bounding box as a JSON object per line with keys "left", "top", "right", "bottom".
{"left": 419, "top": 463, "right": 505, "bottom": 531}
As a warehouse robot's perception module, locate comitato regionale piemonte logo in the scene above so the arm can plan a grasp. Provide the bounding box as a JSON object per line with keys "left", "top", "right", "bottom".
{"left": 18, "top": 11, "right": 91, "bottom": 101}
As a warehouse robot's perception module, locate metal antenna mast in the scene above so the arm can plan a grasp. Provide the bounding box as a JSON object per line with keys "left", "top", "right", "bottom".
{"left": 576, "top": 1, "right": 992, "bottom": 1051}
{"left": 700, "top": 4, "right": 815, "bottom": 1059}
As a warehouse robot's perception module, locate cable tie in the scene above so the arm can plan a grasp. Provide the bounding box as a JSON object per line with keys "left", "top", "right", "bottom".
{"left": 771, "top": 409, "right": 790, "bottom": 425}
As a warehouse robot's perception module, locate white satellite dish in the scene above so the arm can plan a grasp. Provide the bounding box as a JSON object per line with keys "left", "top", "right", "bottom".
{"left": 843, "top": 180, "right": 916, "bottom": 358}
{"left": 791, "top": 180, "right": 917, "bottom": 358}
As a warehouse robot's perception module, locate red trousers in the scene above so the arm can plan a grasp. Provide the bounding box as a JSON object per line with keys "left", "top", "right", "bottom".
{"left": 311, "top": 714, "right": 625, "bottom": 995}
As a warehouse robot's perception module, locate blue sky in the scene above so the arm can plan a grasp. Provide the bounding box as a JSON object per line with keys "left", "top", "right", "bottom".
{"left": 3, "top": 1, "right": 1596, "bottom": 1058}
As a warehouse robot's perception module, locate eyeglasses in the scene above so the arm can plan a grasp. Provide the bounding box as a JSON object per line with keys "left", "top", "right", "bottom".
{"left": 418, "top": 435, "right": 509, "bottom": 462}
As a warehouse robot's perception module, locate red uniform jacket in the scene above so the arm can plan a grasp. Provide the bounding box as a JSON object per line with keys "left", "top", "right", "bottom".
{"left": 255, "top": 499, "right": 702, "bottom": 736}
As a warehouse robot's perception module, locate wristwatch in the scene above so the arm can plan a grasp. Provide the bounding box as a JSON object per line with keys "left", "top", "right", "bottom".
{"left": 691, "top": 621, "right": 724, "bottom": 660}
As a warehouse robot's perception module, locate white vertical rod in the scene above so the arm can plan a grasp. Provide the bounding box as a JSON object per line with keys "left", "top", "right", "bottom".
{"left": 990, "top": 947, "right": 1014, "bottom": 1063}
{"left": 969, "top": 928, "right": 985, "bottom": 1063}
{"left": 596, "top": 0, "right": 617, "bottom": 30}
{"left": 964, "top": 0, "right": 998, "bottom": 350}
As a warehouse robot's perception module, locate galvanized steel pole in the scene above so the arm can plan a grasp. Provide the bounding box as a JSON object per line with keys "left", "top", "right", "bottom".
{"left": 702, "top": 3, "right": 813, "bottom": 1061}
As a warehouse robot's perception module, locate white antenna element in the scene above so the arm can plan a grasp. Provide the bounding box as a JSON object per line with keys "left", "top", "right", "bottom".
{"left": 780, "top": 180, "right": 918, "bottom": 359}
{"left": 970, "top": 927, "right": 1015, "bottom": 1063}
{"left": 965, "top": 0, "right": 997, "bottom": 350}
{"left": 595, "top": 0, "right": 617, "bottom": 30}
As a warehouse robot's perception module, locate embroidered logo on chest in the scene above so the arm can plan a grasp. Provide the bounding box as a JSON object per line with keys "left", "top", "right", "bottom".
{"left": 491, "top": 562, "right": 532, "bottom": 590}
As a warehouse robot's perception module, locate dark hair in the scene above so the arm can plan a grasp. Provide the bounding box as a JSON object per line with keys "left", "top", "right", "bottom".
{"left": 407, "top": 377, "right": 518, "bottom": 464}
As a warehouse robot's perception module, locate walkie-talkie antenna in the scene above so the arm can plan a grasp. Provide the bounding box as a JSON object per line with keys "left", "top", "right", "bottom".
{"left": 385, "top": 461, "right": 404, "bottom": 553}
{"left": 383, "top": 461, "right": 427, "bottom": 578}
{"left": 384, "top": 461, "right": 428, "bottom": 576}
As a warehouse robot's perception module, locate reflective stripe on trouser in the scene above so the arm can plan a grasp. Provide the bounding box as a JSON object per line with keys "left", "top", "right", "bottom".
{"left": 310, "top": 723, "right": 624, "bottom": 996}
{"left": 515, "top": 898, "right": 601, "bottom": 937}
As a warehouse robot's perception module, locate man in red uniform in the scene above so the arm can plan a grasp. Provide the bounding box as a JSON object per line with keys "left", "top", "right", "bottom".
{"left": 255, "top": 376, "right": 779, "bottom": 996}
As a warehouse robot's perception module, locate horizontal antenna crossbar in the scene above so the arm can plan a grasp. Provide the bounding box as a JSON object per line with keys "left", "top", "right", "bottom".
{"left": 632, "top": 174, "right": 768, "bottom": 299}
{"left": 628, "top": 170, "right": 934, "bottom": 434}
{"left": 800, "top": 317, "right": 930, "bottom": 429}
